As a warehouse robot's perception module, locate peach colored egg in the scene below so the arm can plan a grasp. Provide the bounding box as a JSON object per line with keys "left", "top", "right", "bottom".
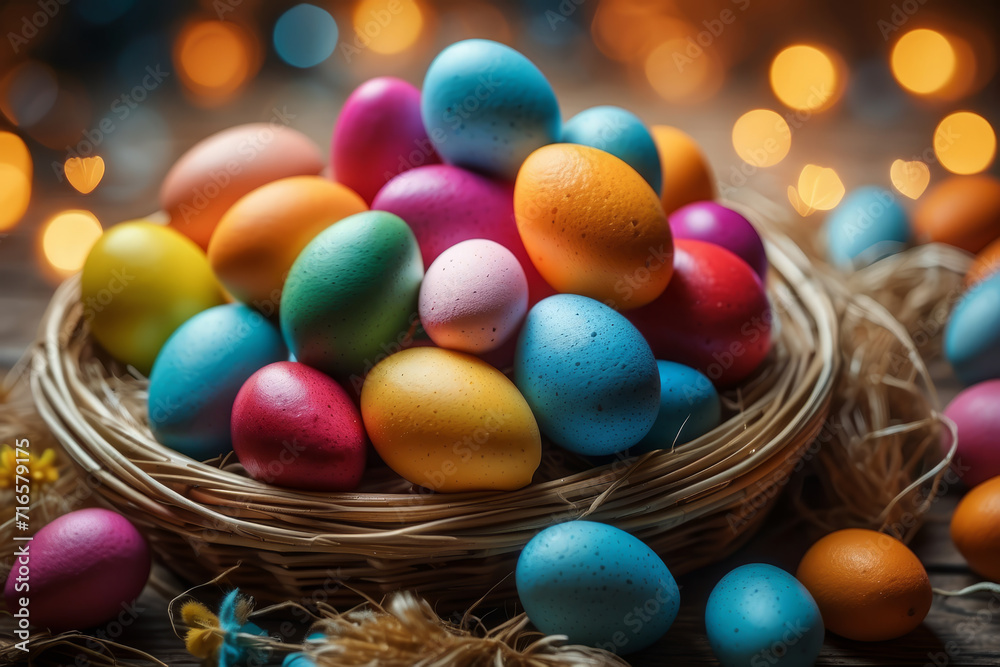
{"left": 913, "top": 175, "right": 1000, "bottom": 253}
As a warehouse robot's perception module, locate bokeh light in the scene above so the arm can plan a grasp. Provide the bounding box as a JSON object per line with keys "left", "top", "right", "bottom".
{"left": 889, "top": 159, "right": 931, "bottom": 200}
{"left": 274, "top": 4, "right": 338, "bottom": 68}
{"left": 352, "top": 0, "right": 423, "bottom": 55}
{"left": 592, "top": 3, "right": 688, "bottom": 65}
{"left": 797, "top": 165, "right": 845, "bottom": 212}
{"left": 0, "top": 131, "right": 31, "bottom": 231}
{"left": 732, "top": 109, "right": 791, "bottom": 168}
{"left": 934, "top": 111, "right": 996, "bottom": 175}
{"left": 890, "top": 29, "right": 956, "bottom": 95}
{"left": 0, "top": 61, "right": 58, "bottom": 127}
{"left": 645, "top": 37, "right": 725, "bottom": 105}
{"left": 174, "top": 20, "right": 256, "bottom": 104}
{"left": 41, "top": 210, "right": 103, "bottom": 274}
{"left": 770, "top": 45, "right": 842, "bottom": 112}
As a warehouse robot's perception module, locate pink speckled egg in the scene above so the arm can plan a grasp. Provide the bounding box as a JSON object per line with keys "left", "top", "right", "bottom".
{"left": 3, "top": 508, "right": 150, "bottom": 632}
{"left": 669, "top": 201, "right": 768, "bottom": 279}
{"left": 231, "top": 361, "right": 366, "bottom": 491}
{"left": 419, "top": 240, "right": 529, "bottom": 353}
{"left": 371, "top": 164, "right": 554, "bottom": 305}
{"left": 332, "top": 77, "right": 440, "bottom": 204}
{"left": 943, "top": 379, "right": 1000, "bottom": 487}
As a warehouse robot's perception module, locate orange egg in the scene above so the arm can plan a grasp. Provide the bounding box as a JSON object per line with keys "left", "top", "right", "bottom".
{"left": 514, "top": 144, "right": 673, "bottom": 310}
{"left": 208, "top": 176, "right": 367, "bottom": 312}
{"left": 796, "top": 528, "right": 932, "bottom": 642}
{"left": 965, "top": 236, "right": 1000, "bottom": 287}
{"left": 913, "top": 175, "right": 1000, "bottom": 253}
{"left": 951, "top": 476, "right": 1000, "bottom": 582}
{"left": 651, "top": 125, "right": 715, "bottom": 214}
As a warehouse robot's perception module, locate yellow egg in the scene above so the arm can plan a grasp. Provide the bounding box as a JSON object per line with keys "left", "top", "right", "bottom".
{"left": 81, "top": 221, "right": 225, "bottom": 374}
{"left": 651, "top": 125, "right": 715, "bottom": 214}
{"left": 514, "top": 144, "right": 673, "bottom": 311}
{"left": 360, "top": 347, "right": 541, "bottom": 492}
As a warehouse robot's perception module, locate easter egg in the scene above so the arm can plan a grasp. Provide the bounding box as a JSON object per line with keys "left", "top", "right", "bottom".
{"left": 824, "top": 186, "right": 911, "bottom": 269}
{"left": 706, "top": 564, "right": 824, "bottom": 667}
{"left": 515, "top": 521, "right": 679, "bottom": 655}
{"left": 360, "top": 347, "right": 541, "bottom": 492}
{"left": 421, "top": 39, "right": 561, "bottom": 180}
{"left": 627, "top": 240, "right": 771, "bottom": 387}
{"left": 942, "top": 379, "right": 1000, "bottom": 486}
{"left": 148, "top": 304, "right": 286, "bottom": 459}
{"left": 561, "top": 106, "right": 662, "bottom": 195}
{"left": 418, "top": 239, "right": 528, "bottom": 353}
{"left": 634, "top": 361, "right": 721, "bottom": 453}
{"left": 951, "top": 476, "right": 1000, "bottom": 582}
{"left": 514, "top": 144, "right": 673, "bottom": 310}
{"left": 332, "top": 77, "right": 439, "bottom": 204}
{"left": 651, "top": 125, "right": 715, "bottom": 214}
{"left": 669, "top": 201, "right": 768, "bottom": 279}
{"left": 161, "top": 123, "right": 324, "bottom": 249}
{"left": 966, "top": 236, "right": 1000, "bottom": 287}
{"left": 280, "top": 211, "right": 423, "bottom": 385}
{"left": 796, "top": 528, "right": 932, "bottom": 642}
{"left": 372, "top": 164, "right": 553, "bottom": 304}
{"left": 232, "top": 361, "right": 366, "bottom": 491}
{"left": 82, "top": 221, "right": 225, "bottom": 374}
{"left": 913, "top": 175, "right": 1000, "bottom": 253}
{"left": 944, "top": 272, "right": 1000, "bottom": 386}
{"left": 208, "top": 176, "right": 367, "bottom": 310}
{"left": 515, "top": 294, "right": 660, "bottom": 456}
{"left": 3, "top": 508, "right": 150, "bottom": 632}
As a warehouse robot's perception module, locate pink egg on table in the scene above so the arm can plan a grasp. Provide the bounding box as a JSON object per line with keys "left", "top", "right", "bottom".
{"left": 419, "top": 240, "right": 529, "bottom": 354}
{"left": 232, "top": 361, "right": 367, "bottom": 491}
{"left": 943, "top": 379, "right": 1000, "bottom": 487}
{"left": 332, "top": 77, "right": 440, "bottom": 204}
{"left": 669, "top": 201, "right": 768, "bottom": 279}
{"left": 3, "top": 508, "right": 150, "bottom": 632}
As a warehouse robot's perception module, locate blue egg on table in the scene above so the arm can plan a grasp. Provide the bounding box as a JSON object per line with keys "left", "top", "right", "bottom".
{"left": 148, "top": 304, "right": 287, "bottom": 459}
{"left": 514, "top": 294, "right": 660, "bottom": 456}
{"left": 705, "top": 563, "right": 824, "bottom": 667}
{"left": 824, "top": 186, "right": 911, "bottom": 269}
{"left": 634, "top": 361, "right": 721, "bottom": 453}
{"left": 945, "top": 272, "right": 1000, "bottom": 386}
{"left": 562, "top": 105, "right": 662, "bottom": 195}
{"left": 516, "top": 520, "right": 680, "bottom": 656}
{"left": 421, "top": 39, "right": 561, "bottom": 180}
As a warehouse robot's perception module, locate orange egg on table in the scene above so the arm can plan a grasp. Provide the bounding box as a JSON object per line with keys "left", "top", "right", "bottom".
{"left": 966, "top": 236, "right": 1000, "bottom": 287}
{"left": 796, "top": 528, "right": 933, "bottom": 642}
{"left": 514, "top": 144, "right": 673, "bottom": 311}
{"left": 208, "top": 176, "right": 367, "bottom": 312}
{"left": 651, "top": 125, "right": 715, "bottom": 214}
{"left": 912, "top": 175, "right": 1000, "bottom": 254}
{"left": 951, "top": 476, "right": 1000, "bottom": 582}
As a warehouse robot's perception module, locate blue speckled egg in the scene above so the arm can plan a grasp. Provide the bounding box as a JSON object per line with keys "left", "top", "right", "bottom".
{"left": 561, "top": 106, "right": 662, "bottom": 195}
{"left": 516, "top": 521, "right": 680, "bottom": 656}
{"left": 421, "top": 39, "right": 561, "bottom": 180}
{"left": 705, "top": 563, "right": 824, "bottom": 667}
{"left": 634, "top": 361, "right": 721, "bottom": 453}
{"left": 825, "top": 186, "right": 911, "bottom": 269}
{"left": 148, "top": 304, "right": 286, "bottom": 459}
{"left": 945, "top": 272, "right": 1000, "bottom": 386}
{"left": 514, "top": 294, "right": 659, "bottom": 455}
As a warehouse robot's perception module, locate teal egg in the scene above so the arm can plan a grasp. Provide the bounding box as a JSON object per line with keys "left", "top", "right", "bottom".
{"left": 945, "top": 272, "right": 1000, "bottom": 386}
{"left": 280, "top": 211, "right": 423, "bottom": 385}
{"left": 824, "top": 186, "right": 911, "bottom": 269}
{"left": 634, "top": 360, "right": 721, "bottom": 453}
{"left": 562, "top": 106, "right": 662, "bottom": 195}
{"left": 148, "top": 304, "right": 286, "bottom": 459}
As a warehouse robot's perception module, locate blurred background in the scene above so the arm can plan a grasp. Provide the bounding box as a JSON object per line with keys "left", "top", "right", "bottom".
{"left": 1, "top": 0, "right": 997, "bottom": 368}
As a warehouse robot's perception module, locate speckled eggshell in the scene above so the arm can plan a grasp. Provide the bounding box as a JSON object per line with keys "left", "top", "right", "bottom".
{"left": 3, "top": 508, "right": 150, "bottom": 632}
{"left": 419, "top": 239, "right": 528, "bottom": 353}
{"left": 232, "top": 361, "right": 366, "bottom": 491}
{"left": 634, "top": 361, "right": 721, "bottom": 454}
{"left": 332, "top": 77, "right": 440, "bottom": 204}
{"left": 627, "top": 240, "right": 771, "bottom": 387}
{"left": 945, "top": 272, "right": 1000, "bottom": 386}
{"left": 825, "top": 186, "right": 911, "bottom": 269}
{"left": 515, "top": 521, "right": 679, "bottom": 655}
{"left": 669, "top": 201, "right": 768, "bottom": 279}
{"left": 514, "top": 294, "right": 660, "bottom": 455}
{"left": 942, "top": 380, "right": 1000, "bottom": 486}
{"left": 562, "top": 105, "right": 662, "bottom": 195}
{"left": 705, "top": 563, "right": 824, "bottom": 667}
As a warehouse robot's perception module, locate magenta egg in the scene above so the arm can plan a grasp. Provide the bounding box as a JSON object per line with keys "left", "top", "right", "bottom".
{"left": 669, "top": 201, "right": 768, "bottom": 279}
{"left": 942, "top": 379, "right": 1000, "bottom": 487}
{"left": 232, "top": 361, "right": 367, "bottom": 491}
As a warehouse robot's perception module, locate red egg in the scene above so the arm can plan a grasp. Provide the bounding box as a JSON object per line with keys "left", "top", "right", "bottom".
{"left": 232, "top": 361, "right": 367, "bottom": 491}
{"left": 626, "top": 239, "right": 771, "bottom": 387}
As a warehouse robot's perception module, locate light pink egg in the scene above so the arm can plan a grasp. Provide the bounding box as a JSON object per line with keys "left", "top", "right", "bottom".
{"left": 942, "top": 379, "right": 1000, "bottom": 487}
{"left": 419, "top": 240, "right": 529, "bottom": 353}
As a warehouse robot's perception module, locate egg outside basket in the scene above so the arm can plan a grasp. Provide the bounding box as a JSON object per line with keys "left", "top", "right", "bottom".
{"left": 29, "top": 221, "right": 838, "bottom": 611}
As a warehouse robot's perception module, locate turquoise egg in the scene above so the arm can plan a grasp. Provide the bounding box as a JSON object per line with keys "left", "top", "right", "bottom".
{"left": 634, "top": 361, "right": 721, "bottom": 453}
{"left": 514, "top": 294, "right": 659, "bottom": 455}
{"left": 824, "top": 186, "right": 911, "bottom": 269}
{"left": 516, "top": 521, "right": 679, "bottom": 656}
{"left": 421, "top": 39, "right": 561, "bottom": 180}
{"left": 148, "top": 304, "right": 286, "bottom": 459}
{"left": 945, "top": 272, "right": 1000, "bottom": 386}
{"left": 705, "top": 563, "right": 824, "bottom": 667}
{"left": 562, "top": 106, "right": 662, "bottom": 195}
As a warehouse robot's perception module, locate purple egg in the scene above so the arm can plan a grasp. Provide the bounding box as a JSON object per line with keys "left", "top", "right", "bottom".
{"left": 668, "top": 201, "right": 768, "bottom": 279}
{"left": 942, "top": 379, "right": 1000, "bottom": 487}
